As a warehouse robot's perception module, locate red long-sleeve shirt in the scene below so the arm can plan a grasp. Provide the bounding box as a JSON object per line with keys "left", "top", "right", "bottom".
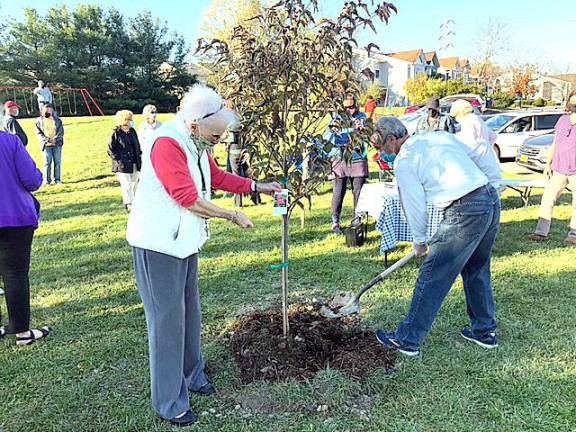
{"left": 151, "top": 137, "right": 253, "bottom": 207}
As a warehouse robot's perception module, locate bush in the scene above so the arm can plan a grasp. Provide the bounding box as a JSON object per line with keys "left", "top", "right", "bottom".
{"left": 491, "top": 91, "right": 515, "bottom": 109}
{"left": 360, "top": 82, "right": 383, "bottom": 105}
{"left": 533, "top": 97, "right": 546, "bottom": 107}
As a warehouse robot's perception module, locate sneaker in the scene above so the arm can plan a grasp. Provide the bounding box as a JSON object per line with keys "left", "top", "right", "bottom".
{"left": 167, "top": 410, "right": 198, "bottom": 427}
{"left": 527, "top": 233, "right": 548, "bottom": 241}
{"left": 191, "top": 381, "right": 215, "bottom": 396}
{"left": 375, "top": 329, "right": 420, "bottom": 356}
{"left": 460, "top": 327, "right": 498, "bottom": 349}
{"left": 331, "top": 223, "right": 341, "bottom": 234}
{"left": 564, "top": 236, "right": 576, "bottom": 246}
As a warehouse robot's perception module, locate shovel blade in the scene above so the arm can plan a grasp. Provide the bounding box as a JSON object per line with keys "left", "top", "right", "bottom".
{"left": 320, "top": 292, "right": 360, "bottom": 318}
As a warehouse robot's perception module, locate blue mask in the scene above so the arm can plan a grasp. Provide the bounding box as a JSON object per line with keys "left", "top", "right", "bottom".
{"left": 380, "top": 151, "right": 396, "bottom": 166}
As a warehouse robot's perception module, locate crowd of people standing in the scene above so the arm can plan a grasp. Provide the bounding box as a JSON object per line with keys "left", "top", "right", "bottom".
{"left": 1, "top": 79, "right": 575, "bottom": 427}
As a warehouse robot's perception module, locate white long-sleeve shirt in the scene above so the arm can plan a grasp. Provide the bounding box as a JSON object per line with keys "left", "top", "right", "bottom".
{"left": 394, "top": 131, "right": 500, "bottom": 245}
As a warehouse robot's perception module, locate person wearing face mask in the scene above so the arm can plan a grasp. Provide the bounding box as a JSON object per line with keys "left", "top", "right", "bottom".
{"left": 2, "top": 100, "right": 28, "bottom": 147}
{"left": 528, "top": 90, "right": 576, "bottom": 245}
{"left": 35, "top": 103, "right": 64, "bottom": 185}
{"left": 415, "top": 97, "right": 455, "bottom": 134}
{"left": 125, "top": 84, "right": 281, "bottom": 427}
{"left": 138, "top": 104, "right": 162, "bottom": 147}
{"left": 107, "top": 110, "right": 142, "bottom": 212}
{"left": 373, "top": 117, "right": 501, "bottom": 357}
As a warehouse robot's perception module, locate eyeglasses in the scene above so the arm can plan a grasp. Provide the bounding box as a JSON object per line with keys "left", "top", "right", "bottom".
{"left": 201, "top": 105, "right": 224, "bottom": 120}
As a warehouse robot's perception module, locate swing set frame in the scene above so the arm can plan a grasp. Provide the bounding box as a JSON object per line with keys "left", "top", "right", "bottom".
{"left": 0, "top": 86, "right": 104, "bottom": 117}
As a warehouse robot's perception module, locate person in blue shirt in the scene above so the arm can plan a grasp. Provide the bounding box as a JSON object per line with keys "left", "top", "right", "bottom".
{"left": 327, "top": 98, "right": 370, "bottom": 233}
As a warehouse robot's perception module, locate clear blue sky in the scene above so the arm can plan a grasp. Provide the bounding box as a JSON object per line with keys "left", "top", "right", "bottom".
{"left": 2, "top": 0, "right": 575, "bottom": 72}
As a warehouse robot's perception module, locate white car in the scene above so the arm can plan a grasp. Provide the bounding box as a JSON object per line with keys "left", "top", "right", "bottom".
{"left": 485, "top": 110, "right": 563, "bottom": 159}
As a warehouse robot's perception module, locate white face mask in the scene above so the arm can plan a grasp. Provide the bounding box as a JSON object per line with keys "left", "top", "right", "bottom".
{"left": 129, "top": 120, "right": 135, "bottom": 128}
{"left": 14, "top": 109, "right": 19, "bottom": 117}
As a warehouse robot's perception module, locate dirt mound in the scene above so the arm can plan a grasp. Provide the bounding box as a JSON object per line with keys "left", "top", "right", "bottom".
{"left": 229, "top": 303, "right": 395, "bottom": 383}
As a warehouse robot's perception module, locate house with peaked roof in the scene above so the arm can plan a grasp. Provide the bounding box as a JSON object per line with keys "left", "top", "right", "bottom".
{"left": 438, "top": 57, "right": 471, "bottom": 83}
{"left": 438, "top": 57, "right": 460, "bottom": 80}
{"left": 424, "top": 51, "right": 440, "bottom": 77}
{"left": 353, "top": 48, "right": 439, "bottom": 105}
{"left": 384, "top": 49, "right": 428, "bottom": 104}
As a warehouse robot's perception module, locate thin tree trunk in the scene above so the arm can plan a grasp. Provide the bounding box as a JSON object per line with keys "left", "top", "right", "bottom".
{"left": 281, "top": 213, "right": 289, "bottom": 337}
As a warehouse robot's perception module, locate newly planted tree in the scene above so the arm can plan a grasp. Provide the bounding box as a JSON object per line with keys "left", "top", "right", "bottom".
{"left": 197, "top": 0, "right": 397, "bottom": 336}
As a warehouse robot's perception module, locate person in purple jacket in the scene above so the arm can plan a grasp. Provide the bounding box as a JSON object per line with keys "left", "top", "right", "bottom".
{"left": 0, "top": 106, "right": 51, "bottom": 346}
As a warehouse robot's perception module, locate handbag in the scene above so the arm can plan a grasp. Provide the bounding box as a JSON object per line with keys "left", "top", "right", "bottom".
{"left": 344, "top": 213, "right": 368, "bottom": 247}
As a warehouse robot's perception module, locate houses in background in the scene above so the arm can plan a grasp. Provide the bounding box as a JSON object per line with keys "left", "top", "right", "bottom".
{"left": 438, "top": 57, "right": 471, "bottom": 82}
{"left": 352, "top": 48, "right": 474, "bottom": 105}
{"left": 496, "top": 71, "right": 574, "bottom": 104}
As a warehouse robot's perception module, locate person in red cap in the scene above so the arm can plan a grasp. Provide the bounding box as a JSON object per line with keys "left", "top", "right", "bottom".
{"left": 2, "top": 100, "right": 28, "bottom": 147}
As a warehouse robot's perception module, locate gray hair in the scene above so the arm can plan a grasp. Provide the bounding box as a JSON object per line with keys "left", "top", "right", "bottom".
{"left": 376, "top": 116, "right": 408, "bottom": 139}
{"left": 142, "top": 104, "right": 157, "bottom": 116}
{"left": 178, "top": 84, "right": 237, "bottom": 131}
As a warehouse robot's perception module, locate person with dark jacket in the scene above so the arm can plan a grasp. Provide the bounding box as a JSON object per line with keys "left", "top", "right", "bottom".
{"left": 35, "top": 103, "right": 64, "bottom": 185}
{"left": 416, "top": 97, "right": 455, "bottom": 134}
{"left": 0, "top": 106, "right": 50, "bottom": 346}
{"left": 107, "top": 110, "right": 142, "bottom": 212}
{"left": 2, "top": 100, "right": 28, "bottom": 146}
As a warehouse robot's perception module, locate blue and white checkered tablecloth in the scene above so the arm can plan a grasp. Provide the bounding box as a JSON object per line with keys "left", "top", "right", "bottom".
{"left": 375, "top": 194, "right": 444, "bottom": 254}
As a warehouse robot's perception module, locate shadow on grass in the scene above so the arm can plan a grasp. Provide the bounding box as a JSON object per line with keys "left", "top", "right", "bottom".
{"left": 39, "top": 194, "right": 124, "bottom": 221}
{"left": 63, "top": 174, "right": 114, "bottom": 185}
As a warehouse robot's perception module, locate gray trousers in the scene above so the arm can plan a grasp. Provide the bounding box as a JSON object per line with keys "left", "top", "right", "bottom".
{"left": 132, "top": 247, "right": 208, "bottom": 419}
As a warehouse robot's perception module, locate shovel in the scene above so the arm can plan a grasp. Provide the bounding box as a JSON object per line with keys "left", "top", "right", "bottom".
{"left": 320, "top": 250, "right": 416, "bottom": 318}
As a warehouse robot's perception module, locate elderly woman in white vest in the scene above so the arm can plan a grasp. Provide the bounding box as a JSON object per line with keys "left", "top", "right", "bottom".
{"left": 126, "top": 85, "right": 281, "bottom": 427}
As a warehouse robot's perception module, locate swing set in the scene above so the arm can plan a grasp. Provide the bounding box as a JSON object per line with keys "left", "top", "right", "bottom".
{"left": 0, "top": 86, "right": 104, "bottom": 117}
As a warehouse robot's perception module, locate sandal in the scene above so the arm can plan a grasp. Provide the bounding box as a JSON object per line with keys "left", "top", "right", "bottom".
{"left": 16, "top": 326, "right": 51, "bottom": 346}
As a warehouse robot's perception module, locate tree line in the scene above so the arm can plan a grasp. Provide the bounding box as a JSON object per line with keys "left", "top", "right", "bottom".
{"left": 0, "top": 4, "right": 196, "bottom": 114}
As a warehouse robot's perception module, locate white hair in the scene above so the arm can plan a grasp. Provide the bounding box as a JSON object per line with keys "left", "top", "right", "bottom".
{"left": 178, "top": 84, "right": 237, "bottom": 131}
{"left": 142, "top": 104, "right": 157, "bottom": 116}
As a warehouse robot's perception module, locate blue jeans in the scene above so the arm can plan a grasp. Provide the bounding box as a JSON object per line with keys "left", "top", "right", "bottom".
{"left": 44, "top": 146, "right": 62, "bottom": 183}
{"left": 395, "top": 185, "right": 500, "bottom": 350}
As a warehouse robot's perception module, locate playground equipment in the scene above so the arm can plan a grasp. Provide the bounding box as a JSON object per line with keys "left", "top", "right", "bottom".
{"left": 0, "top": 86, "right": 104, "bottom": 117}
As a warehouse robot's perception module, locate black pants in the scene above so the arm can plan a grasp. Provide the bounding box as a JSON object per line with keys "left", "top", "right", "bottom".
{"left": 0, "top": 226, "right": 34, "bottom": 334}
{"left": 331, "top": 177, "right": 366, "bottom": 224}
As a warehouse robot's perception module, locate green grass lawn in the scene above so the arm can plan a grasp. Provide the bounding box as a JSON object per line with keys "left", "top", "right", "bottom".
{"left": 0, "top": 115, "right": 575, "bottom": 432}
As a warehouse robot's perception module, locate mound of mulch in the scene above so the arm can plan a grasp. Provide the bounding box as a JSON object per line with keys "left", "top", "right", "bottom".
{"left": 229, "top": 303, "right": 396, "bottom": 383}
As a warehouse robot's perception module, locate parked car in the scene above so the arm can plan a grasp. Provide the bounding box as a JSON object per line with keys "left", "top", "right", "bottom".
{"left": 399, "top": 103, "right": 480, "bottom": 135}
{"left": 441, "top": 94, "right": 486, "bottom": 112}
{"left": 516, "top": 133, "right": 554, "bottom": 172}
{"left": 485, "top": 110, "right": 563, "bottom": 159}
{"left": 404, "top": 104, "right": 424, "bottom": 114}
